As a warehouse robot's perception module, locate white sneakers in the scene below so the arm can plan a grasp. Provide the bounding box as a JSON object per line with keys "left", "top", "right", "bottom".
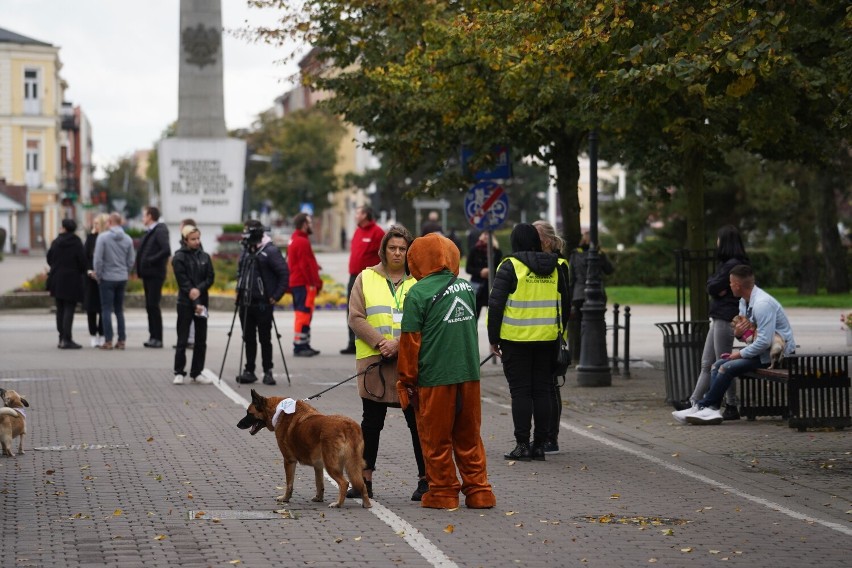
{"left": 174, "top": 373, "right": 214, "bottom": 385}
{"left": 686, "top": 407, "right": 724, "bottom": 425}
{"left": 672, "top": 404, "right": 724, "bottom": 425}
{"left": 672, "top": 404, "right": 699, "bottom": 424}
{"left": 90, "top": 335, "right": 105, "bottom": 348}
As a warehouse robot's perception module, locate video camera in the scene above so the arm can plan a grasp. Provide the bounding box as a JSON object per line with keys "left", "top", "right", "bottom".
{"left": 240, "top": 225, "right": 266, "bottom": 249}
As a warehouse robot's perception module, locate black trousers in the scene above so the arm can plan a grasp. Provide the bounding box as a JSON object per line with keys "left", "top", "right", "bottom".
{"left": 239, "top": 303, "right": 273, "bottom": 373}
{"left": 143, "top": 277, "right": 165, "bottom": 341}
{"left": 500, "top": 340, "right": 557, "bottom": 445}
{"left": 55, "top": 298, "right": 77, "bottom": 343}
{"left": 360, "top": 397, "right": 426, "bottom": 478}
{"left": 87, "top": 309, "right": 103, "bottom": 337}
{"left": 174, "top": 304, "right": 208, "bottom": 378}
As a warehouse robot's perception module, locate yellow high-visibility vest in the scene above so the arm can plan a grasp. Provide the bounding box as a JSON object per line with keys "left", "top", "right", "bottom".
{"left": 499, "top": 257, "right": 559, "bottom": 342}
{"left": 355, "top": 269, "right": 413, "bottom": 359}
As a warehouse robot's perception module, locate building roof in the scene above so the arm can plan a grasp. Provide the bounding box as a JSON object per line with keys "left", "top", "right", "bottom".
{"left": 0, "top": 183, "right": 27, "bottom": 208}
{"left": 0, "top": 27, "right": 53, "bottom": 47}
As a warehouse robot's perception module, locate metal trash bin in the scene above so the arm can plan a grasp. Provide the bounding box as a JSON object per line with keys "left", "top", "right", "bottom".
{"left": 655, "top": 321, "right": 709, "bottom": 405}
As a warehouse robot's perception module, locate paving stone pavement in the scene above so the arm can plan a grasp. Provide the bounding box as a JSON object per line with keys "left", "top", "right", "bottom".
{"left": 0, "top": 307, "right": 849, "bottom": 567}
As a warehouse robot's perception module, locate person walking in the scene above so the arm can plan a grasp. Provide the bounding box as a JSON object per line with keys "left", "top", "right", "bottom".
{"left": 345, "top": 225, "right": 428, "bottom": 501}
{"left": 673, "top": 264, "right": 796, "bottom": 425}
{"left": 568, "top": 230, "right": 614, "bottom": 364}
{"left": 172, "top": 225, "right": 215, "bottom": 385}
{"left": 465, "top": 230, "right": 502, "bottom": 320}
{"left": 236, "top": 219, "right": 289, "bottom": 385}
{"left": 340, "top": 206, "right": 384, "bottom": 355}
{"left": 397, "top": 233, "right": 496, "bottom": 510}
{"left": 288, "top": 213, "right": 322, "bottom": 357}
{"left": 93, "top": 212, "right": 135, "bottom": 351}
{"left": 136, "top": 206, "right": 171, "bottom": 349}
{"left": 533, "top": 220, "right": 570, "bottom": 454}
{"left": 83, "top": 214, "right": 109, "bottom": 348}
{"left": 672, "top": 225, "right": 751, "bottom": 419}
{"left": 488, "top": 223, "right": 569, "bottom": 461}
{"left": 47, "top": 218, "right": 87, "bottom": 349}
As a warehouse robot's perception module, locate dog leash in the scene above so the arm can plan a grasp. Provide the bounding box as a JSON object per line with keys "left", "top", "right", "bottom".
{"left": 304, "top": 360, "right": 384, "bottom": 401}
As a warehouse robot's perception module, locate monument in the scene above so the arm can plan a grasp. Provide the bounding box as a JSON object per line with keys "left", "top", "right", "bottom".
{"left": 158, "top": 0, "right": 246, "bottom": 251}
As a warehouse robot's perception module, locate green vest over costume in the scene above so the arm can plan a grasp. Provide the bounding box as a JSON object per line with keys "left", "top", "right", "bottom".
{"left": 355, "top": 269, "right": 412, "bottom": 360}
{"left": 499, "top": 257, "right": 559, "bottom": 342}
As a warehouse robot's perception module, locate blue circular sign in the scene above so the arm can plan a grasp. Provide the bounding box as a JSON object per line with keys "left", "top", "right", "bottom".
{"left": 464, "top": 181, "right": 509, "bottom": 230}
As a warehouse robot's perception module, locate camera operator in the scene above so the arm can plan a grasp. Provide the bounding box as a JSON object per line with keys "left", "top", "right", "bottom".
{"left": 236, "top": 219, "right": 289, "bottom": 385}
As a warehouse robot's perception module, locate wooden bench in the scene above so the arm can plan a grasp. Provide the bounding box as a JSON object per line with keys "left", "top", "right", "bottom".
{"left": 739, "top": 353, "right": 851, "bottom": 431}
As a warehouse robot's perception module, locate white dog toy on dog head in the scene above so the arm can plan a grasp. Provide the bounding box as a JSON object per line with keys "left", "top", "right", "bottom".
{"left": 272, "top": 398, "right": 297, "bottom": 427}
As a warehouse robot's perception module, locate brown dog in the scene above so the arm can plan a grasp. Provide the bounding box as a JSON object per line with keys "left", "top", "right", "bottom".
{"left": 0, "top": 389, "right": 29, "bottom": 457}
{"left": 236, "top": 390, "right": 371, "bottom": 508}
{"left": 732, "top": 315, "right": 786, "bottom": 369}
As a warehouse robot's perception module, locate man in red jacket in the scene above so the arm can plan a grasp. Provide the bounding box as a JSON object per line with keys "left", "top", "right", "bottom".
{"left": 288, "top": 213, "right": 323, "bottom": 356}
{"left": 340, "top": 206, "right": 385, "bottom": 354}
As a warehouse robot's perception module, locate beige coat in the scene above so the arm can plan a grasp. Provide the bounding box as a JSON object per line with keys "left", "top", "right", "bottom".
{"left": 348, "top": 263, "right": 413, "bottom": 404}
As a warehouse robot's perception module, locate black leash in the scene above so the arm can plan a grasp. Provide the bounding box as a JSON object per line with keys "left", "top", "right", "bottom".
{"left": 305, "top": 360, "right": 384, "bottom": 401}
{"left": 480, "top": 353, "right": 496, "bottom": 366}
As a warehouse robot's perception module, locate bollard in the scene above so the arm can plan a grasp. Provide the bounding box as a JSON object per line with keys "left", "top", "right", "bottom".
{"left": 612, "top": 303, "right": 620, "bottom": 374}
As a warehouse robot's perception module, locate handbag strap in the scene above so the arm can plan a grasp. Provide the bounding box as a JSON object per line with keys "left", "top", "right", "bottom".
{"left": 555, "top": 265, "right": 567, "bottom": 336}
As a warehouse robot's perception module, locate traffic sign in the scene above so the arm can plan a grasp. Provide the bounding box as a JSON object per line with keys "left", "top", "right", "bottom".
{"left": 464, "top": 181, "right": 509, "bottom": 230}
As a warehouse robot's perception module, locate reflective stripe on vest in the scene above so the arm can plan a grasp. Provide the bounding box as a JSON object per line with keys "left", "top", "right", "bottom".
{"left": 355, "top": 269, "right": 412, "bottom": 359}
{"left": 500, "top": 257, "right": 559, "bottom": 341}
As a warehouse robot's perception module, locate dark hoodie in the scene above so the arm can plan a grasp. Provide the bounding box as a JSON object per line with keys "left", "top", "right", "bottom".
{"left": 172, "top": 244, "right": 215, "bottom": 307}
{"left": 47, "top": 232, "right": 87, "bottom": 301}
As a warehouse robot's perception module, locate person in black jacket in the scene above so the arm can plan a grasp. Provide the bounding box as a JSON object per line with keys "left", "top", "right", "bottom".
{"left": 136, "top": 206, "right": 171, "bottom": 348}
{"left": 487, "top": 224, "right": 570, "bottom": 461}
{"left": 171, "top": 225, "right": 215, "bottom": 385}
{"left": 673, "top": 225, "right": 751, "bottom": 419}
{"left": 83, "top": 214, "right": 108, "bottom": 347}
{"left": 235, "top": 219, "right": 289, "bottom": 385}
{"left": 47, "top": 218, "right": 87, "bottom": 349}
{"left": 465, "top": 231, "right": 502, "bottom": 320}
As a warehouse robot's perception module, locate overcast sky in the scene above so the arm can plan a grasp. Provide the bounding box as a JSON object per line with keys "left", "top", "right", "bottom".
{"left": 1, "top": 0, "right": 302, "bottom": 175}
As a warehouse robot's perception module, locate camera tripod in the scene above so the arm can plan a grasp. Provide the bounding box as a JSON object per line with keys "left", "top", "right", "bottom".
{"left": 217, "top": 245, "right": 290, "bottom": 385}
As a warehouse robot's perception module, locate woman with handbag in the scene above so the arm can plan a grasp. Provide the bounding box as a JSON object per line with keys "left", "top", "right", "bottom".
{"left": 488, "top": 224, "right": 570, "bottom": 461}
{"left": 534, "top": 220, "right": 571, "bottom": 454}
{"left": 345, "top": 225, "right": 429, "bottom": 501}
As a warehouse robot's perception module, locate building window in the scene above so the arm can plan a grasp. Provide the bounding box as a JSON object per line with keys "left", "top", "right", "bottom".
{"left": 26, "top": 140, "right": 41, "bottom": 188}
{"left": 24, "top": 68, "right": 40, "bottom": 115}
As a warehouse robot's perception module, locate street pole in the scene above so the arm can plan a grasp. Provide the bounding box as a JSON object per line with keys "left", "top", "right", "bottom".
{"left": 576, "top": 127, "right": 612, "bottom": 387}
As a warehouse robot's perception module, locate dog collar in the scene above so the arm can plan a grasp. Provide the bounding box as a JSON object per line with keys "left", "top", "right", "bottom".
{"left": 272, "top": 398, "right": 297, "bottom": 427}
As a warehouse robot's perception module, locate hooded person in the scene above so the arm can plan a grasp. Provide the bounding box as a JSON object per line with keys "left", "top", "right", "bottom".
{"left": 396, "top": 232, "right": 496, "bottom": 510}
{"left": 487, "top": 223, "right": 569, "bottom": 461}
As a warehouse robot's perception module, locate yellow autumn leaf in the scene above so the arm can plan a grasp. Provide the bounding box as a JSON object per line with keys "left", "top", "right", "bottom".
{"left": 506, "top": 511, "right": 517, "bottom": 516}
{"left": 229, "top": 561, "right": 241, "bottom": 565}
{"left": 681, "top": 547, "right": 693, "bottom": 553}
{"left": 444, "top": 524, "right": 454, "bottom": 533}
{"left": 187, "top": 493, "right": 193, "bottom": 499}
{"left": 662, "top": 529, "right": 674, "bottom": 536}
{"left": 610, "top": 494, "right": 620, "bottom": 500}
{"left": 334, "top": 537, "right": 343, "bottom": 543}
{"left": 354, "top": 536, "right": 362, "bottom": 541}
{"left": 113, "top": 509, "right": 122, "bottom": 516}
{"left": 154, "top": 535, "right": 167, "bottom": 541}
{"left": 194, "top": 511, "right": 206, "bottom": 519}
{"left": 147, "top": 437, "right": 154, "bottom": 442}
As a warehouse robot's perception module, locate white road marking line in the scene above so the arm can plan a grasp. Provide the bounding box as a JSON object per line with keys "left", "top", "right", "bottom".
{"left": 207, "top": 368, "right": 459, "bottom": 568}
{"left": 481, "top": 396, "right": 852, "bottom": 537}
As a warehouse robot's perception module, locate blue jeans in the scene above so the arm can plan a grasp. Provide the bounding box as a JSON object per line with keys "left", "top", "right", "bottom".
{"left": 99, "top": 279, "right": 127, "bottom": 342}
{"left": 698, "top": 356, "right": 766, "bottom": 409}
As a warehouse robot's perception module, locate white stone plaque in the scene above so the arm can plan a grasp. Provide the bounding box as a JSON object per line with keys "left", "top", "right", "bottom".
{"left": 158, "top": 137, "right": 246, "bottom": 225}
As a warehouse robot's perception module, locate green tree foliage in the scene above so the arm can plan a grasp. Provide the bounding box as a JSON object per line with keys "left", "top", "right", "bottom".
{"left": 245, "top": 108, "right": 346, "bottom": 216}
{"left": 100, "top": 157, "right": 149, "bottom": 218}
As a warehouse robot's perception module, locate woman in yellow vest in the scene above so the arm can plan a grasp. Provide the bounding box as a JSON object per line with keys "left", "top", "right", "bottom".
{"left": 345, "top": 225, "right": 428, "bottom": 501}
{"left": 487, "top": 223, "right": 570, "bottom": 461}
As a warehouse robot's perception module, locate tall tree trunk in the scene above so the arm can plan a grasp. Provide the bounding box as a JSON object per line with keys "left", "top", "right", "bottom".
{"left": 682, "top": 147, "right": 708, "bottom": 322}
{"left": 552, "top": 131, "right": 585, "bottom": 251}
{"left": 816, "top": 167, "right": 850, "bottom": 293}
{"left": 796, "top": 174, "right": 819, "bottom": 295}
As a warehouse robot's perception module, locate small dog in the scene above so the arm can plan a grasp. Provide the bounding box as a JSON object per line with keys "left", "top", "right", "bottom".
{"left": 0, "top": 389, "right": 29, "bottom": 457}
{"left": 237, "top": 389, "right": 371, "bottom": 508}
{"left": 731, "top": 315, "right": 786, "bottom": 369}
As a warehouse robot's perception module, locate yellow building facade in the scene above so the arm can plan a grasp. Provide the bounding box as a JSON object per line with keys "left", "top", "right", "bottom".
{"left": 0, "top": 27, "right": 65, "bottom": 252}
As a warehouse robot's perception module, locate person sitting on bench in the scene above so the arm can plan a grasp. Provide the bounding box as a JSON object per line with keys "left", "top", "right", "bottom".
{"left": 672, "top": 264, "right": 795, "bottom": 425}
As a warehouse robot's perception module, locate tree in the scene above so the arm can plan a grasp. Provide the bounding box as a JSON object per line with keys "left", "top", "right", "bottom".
{"left": 245, "top": 108, "right": 346, "bottom": 216}
{"left": 101, "top": 157, "right": 149, "bottom": 218}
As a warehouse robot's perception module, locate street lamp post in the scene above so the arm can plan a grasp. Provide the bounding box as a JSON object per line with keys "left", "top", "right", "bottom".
{"left": 576, "top": 127, "right": 612, "bottom": 387}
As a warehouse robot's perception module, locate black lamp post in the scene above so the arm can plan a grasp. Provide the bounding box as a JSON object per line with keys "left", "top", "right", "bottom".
{"left": 576, "top": 127, "right": 612, "bottom": 387}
